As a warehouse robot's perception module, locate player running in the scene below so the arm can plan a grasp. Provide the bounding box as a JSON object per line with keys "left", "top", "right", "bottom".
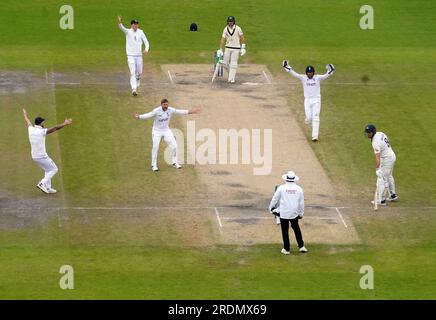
{"left": 365, "top": 124, "right": 398, "bottom": 206}
{"left": 22, "top": 108, "right": 73, "bottom": 194}
{"left": 133, "top": 99, "right": 202, "bottom": 172}
{"left": 282, "top": 60, "right": 335, "bottom": 142}
{"left": 117, "top": 16, "right": 150, "bottom": 96}
{"left": 213, "top": 16, "right": 246, "bottom": 83}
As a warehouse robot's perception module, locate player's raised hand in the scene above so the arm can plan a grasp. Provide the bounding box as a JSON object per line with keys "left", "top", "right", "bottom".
{"left": 282, "top": 60, "right": 291, "bottom": 70}
{"left": 117, "top": 15, "right": 122, "bottom": 23}
{"left": 22, "top": 108, "right": 27, "bottom": 115}
{"left": 189, "top": 107, "right": 202, "bottom": 114}
{"left": 326, "top": 63, "right": 335, "bottom": 73}
{"left": 64, "top": 118, "right": 73, "bottom": 125}
{"left": 133, "top": 112, "right": 140, "bottom": 119}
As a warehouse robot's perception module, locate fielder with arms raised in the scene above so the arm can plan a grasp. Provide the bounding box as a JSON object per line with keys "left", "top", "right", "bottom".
{"left": 365, "top": 124, "right": 398, "bottom": 206}
{"left": 117, "top": 16, "right": 149, "bottom": 96}
{"left": 214, "top": 16, "right": 246, "bottom": 83}
{"left": 282, "top": 60, "right": 335, "bottom": 142}
{"left": 133, "top": 99, "right": 202, "bottom": 172}
{"left": 22, "top": 109, "right": 72, "bottom": 194}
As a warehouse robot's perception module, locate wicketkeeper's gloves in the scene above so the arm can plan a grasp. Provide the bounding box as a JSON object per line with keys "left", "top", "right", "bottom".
{"left": 282, "top": 60, "right": 292, "bottom": 71}
{"left": 326, "top": 63, "right": 335, "bottom": 74}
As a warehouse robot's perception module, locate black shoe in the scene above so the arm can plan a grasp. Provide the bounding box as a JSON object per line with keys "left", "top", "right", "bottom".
{"left": 387, "top": 194, "right": 399, "bottom": 202}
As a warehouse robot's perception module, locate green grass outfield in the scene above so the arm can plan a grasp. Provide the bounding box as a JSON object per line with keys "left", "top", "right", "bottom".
{"left": 0, "top": 0, "right": 435, "bottom": 299}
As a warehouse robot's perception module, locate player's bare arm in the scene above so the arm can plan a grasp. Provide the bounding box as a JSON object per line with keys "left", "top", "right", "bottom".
{"left": 22, "top": 108, "right": 32, "bottom": 126}
{"left": 46, "top": 118, "right": 73, "bottom": 134}
{"left": 188, "top": 107, "right": 202, "bottom": 115}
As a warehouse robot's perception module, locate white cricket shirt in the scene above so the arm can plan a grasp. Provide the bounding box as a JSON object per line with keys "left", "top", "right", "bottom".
{"left": 139, "top": 107, "right": 189, "bottom": 131}
{"left": 269, "top": 182, "right": 305, "bottom": 219}
{"left": 222, "top": 25, "right": 244, "bottom": 49}
{"left": 286, "top": 69, "right": 333, "bottom": 99}
{"left": 28, "top": 125, "right": 48, "bottom": 159}
{"left": 118, "top": 23, "right": 149, "bottom": 56}
{"left": 372, "top": 132, "right": 395, "bottom": 159}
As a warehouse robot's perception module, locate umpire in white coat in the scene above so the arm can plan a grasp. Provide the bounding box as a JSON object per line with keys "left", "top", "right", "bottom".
{"left": 269, "top": 171, "right": 308, "bottom": 255}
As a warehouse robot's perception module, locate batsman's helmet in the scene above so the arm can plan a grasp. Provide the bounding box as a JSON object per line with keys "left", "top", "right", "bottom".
{"left": 130, "top": 19, "right": 139, "bottom": 25}
{"left": 227, "top": 16, "right": 236, "bottom": 23}
{"left": 305, "top": 65, "right": 315, "bottom": 74}
{"left": 364, "top": 124, "right": 376, "bottom": 134}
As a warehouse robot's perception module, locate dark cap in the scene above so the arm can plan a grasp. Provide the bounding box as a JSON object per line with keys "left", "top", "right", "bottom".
{"left": 130, "top": 19, "right": 139, "bottom": 25}
{"left": 305, "top": 65, "right": 315, "bottom": 74}
{"left": 364, "top": 124, "right": 376, "bottom": 133}
{"left": 227, "top": 16, "right": 235, "bottom": 23}
{"left": 34, "top": 117, "right": 45, "bottom": 126}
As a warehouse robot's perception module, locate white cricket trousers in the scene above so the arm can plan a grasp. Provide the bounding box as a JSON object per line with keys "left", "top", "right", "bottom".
{"left": 222, "top": 48, "right": 240, "bottom": 82}
{"left": 33, "top": 156, "right": 58, "bottom": 189}
{"left": 151, "top": 129, "right": 178, "bottom": 167}
{"left": 377, "top": 155, "right": 397, "bottom": 201}
{"left": 304, "top": 98, "right": 321, "bottom": 140}
{"left": 127, "top": 55, "right": 143, "bottom": 90}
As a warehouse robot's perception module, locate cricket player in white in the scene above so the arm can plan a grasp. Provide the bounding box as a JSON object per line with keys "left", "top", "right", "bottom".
{"left": 215, "top": 16, "right": 246, "bottom": 83}
{"left": 282, "top": 60, "right": 335, "bottom": 141}
{"left": 365, "top": 124, "right": 398, "bottom": 205}
{"left": 133, "top": 99, "right": 201, "bottom": 172}
{"left": 269, "top": 171, "right": 308, "bottom": 254}
{"left": 117, "top": 16, "right": 150, "bottom": 96}
{"left": 22, "top": 109, "right": 73, "bottom": 194}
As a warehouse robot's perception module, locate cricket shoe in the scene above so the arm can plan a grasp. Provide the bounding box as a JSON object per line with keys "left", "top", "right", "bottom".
{"left": 387, "top": 194, "right": 399, "bottom": 202}
{"left": 281, "top": 248, "right": 290, "bottom": 255}
{"left": 152, "top": 166, "right": 159, "bottom": 172}
{"left": 132, "top": 90, "right": 138, "bottom": 96}
{"left": 371, "top": 200, "right": 387, "bottom": 206}
{"left": 312, "top": 138, "right": 318, "bottom": 142}
{"left": 299, "top": 246, "right": 309, "bottom": 253}
{"left": 47, "top": 187, "right": 57, "bottom": 194}
{"left": 172, "top": 163, "right": 182, "bottom": 169}
{"left": 36, "top": 182, "right": 49, "bottom": 194}
{"left": 228, "top": 79, "right": 236, "bottom": 84}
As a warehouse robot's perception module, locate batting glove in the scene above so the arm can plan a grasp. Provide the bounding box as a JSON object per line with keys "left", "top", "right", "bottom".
{"left": 217, "top": 48, "right": 223, "bottom": 58}
{"left": 240, "top": 44, "right": 246, "bottom": 56}
{"left": 376, "top": 168, "right": 383, "bottom": 179}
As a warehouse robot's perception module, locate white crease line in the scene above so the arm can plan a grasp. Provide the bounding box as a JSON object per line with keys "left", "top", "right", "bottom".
{"left": 167, "top": 70, "right": 174, "bottom": 83}
{"left": 262, "top": 70, "right": 271, "bottom": 84}
{"left": 219, "top": 216, "right": 340, "bottom": 221}
{"left": 335, "top": 207, "right": 348, "bottom": 229}
{"left": 214, "top": 207, "right": 223, "bottom": 233}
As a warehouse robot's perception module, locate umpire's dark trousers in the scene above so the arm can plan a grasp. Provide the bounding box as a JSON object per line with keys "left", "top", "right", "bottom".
{"left": 280, "top": 217, "right": 304, "bottom": 251}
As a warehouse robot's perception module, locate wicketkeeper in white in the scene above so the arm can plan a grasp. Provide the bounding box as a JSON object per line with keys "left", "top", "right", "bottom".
{"left": 365, "top": 124, "right": 398, "bottom": 205}
{"left": 22, "top": 109, "right": 73, "bottom": 194}
{"left": 282, "top": 60, "right": 335, "bottom": 141}
{"left": 117, "top": 16, "right": 149, "bottom": 96}
{"left": 214, "top": 16, "right": 246, "bottom": 83}
{"left": 133, "top": 99, "right": 202, "bottom": 172}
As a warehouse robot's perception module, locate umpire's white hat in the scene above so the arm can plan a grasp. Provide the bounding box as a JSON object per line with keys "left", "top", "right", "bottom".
{"left": 282, "top": 171, "right": 299, "bottom": 182}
